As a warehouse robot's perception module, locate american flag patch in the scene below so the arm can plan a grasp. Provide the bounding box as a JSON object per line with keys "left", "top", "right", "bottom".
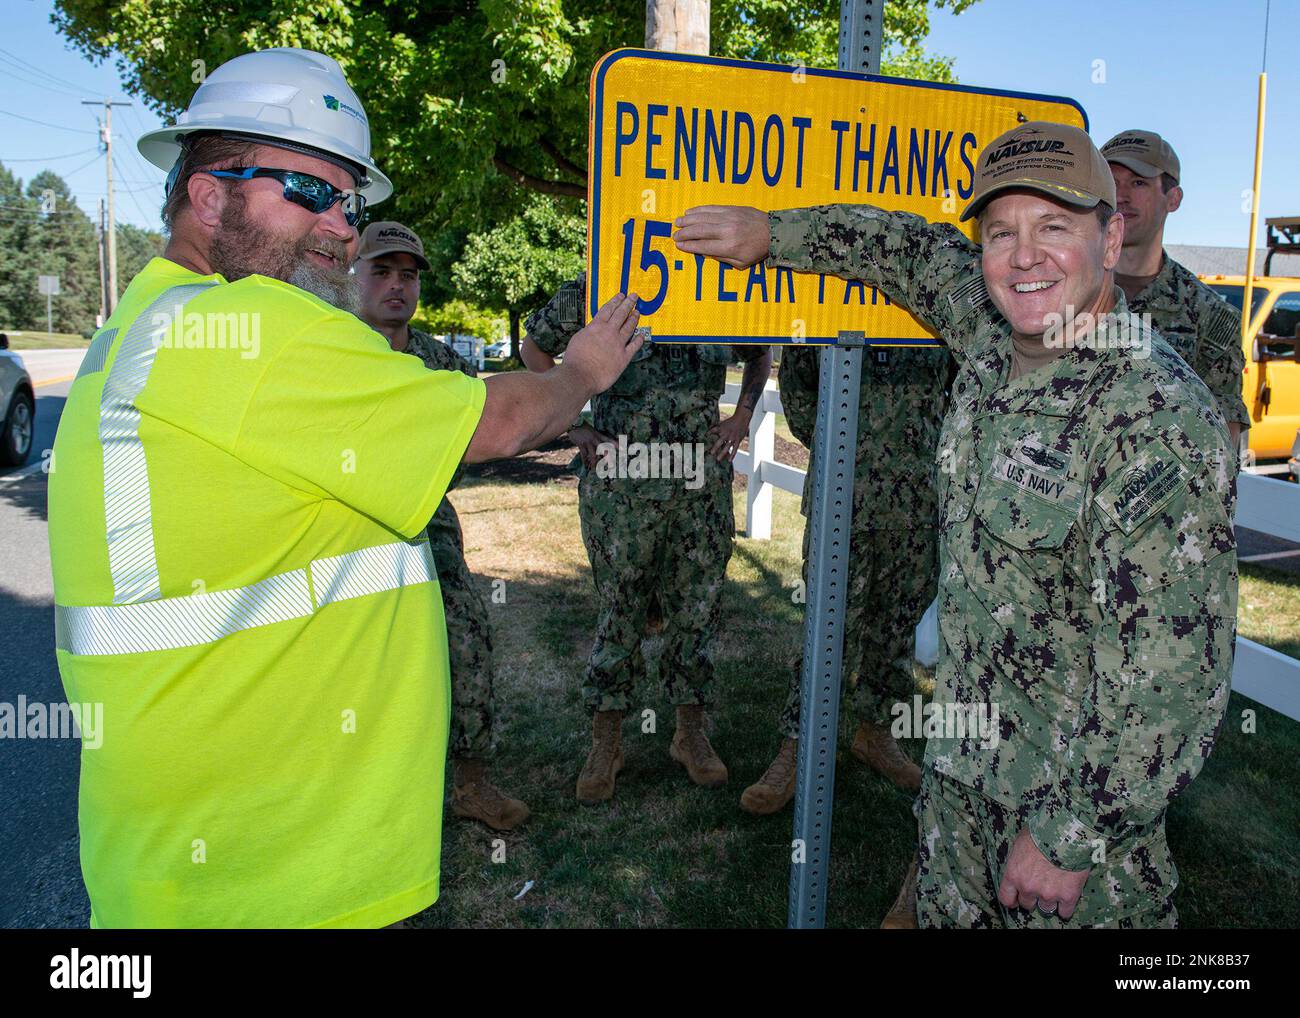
{"left": 946, "top": 275, "right": 990, "bottom": 323}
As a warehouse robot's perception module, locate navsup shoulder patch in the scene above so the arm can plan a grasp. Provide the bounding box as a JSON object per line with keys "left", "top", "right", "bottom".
{"left": 1094, "top": 438, "right": 1190, "bottom": 535}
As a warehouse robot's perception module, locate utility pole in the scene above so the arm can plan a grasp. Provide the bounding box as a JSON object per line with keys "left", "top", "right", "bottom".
{"left": 96, "top": 199, "right": 107, "bottom": 328}
{"left": 82, "top": 98, "right": 132, "bottom": 315}
{"left": 645, "top": 0, "right": 710, "bottom": 52}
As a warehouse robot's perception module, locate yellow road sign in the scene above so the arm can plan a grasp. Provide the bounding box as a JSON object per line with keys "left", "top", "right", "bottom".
{"left": 587, "top": 49, "right": 1087, "bottom": 345}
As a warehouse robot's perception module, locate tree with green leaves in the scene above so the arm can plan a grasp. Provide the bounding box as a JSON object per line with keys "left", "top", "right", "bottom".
{"left": 0, "top": 164, "right": 41, "bottom": 331}
{"left": 25, "top": 171, "right": 101, "bottom": 333}
{"left": 411, "top": 300, "right": 507, "bottom": 344}
{"left": 54, "top": 1, "right": 978, "bottom": 240}
{"left": 451, "top": 193, "right": 585, "bottom": 358}
{"left": 52, "top": 1, "right": 976, "bottom": 337}
{"left": 0, "top": 162, "right": 164, "bottom": 335}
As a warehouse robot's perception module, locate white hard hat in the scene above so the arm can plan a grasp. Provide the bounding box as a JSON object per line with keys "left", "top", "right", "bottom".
{"left": 137, "top": 48, "right": 392, "bottom": 204}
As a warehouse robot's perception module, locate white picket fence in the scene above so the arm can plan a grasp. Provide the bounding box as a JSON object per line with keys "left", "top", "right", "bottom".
{"left": 721, "top": 380, "right": 1300, "bottom": 723}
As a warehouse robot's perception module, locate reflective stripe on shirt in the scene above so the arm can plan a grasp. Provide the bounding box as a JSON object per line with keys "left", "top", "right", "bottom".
{"left": 56, "top": 538, "right": 438, "bottom": 656}
{"left": 99, "top": 283, "right": 218, "bottom": 604}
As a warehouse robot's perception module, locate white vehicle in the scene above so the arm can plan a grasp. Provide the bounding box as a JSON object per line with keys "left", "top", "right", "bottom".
{"left": 0, "top": 334, "right": 35, "bottom": 467}
{"left": 483, "top": 340, "right": 511, "bottom": 359}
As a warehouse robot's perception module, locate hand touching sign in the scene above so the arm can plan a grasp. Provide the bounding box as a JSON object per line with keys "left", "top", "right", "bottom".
{"left": 673, "top": 206, "right": 773, "bottom": 269}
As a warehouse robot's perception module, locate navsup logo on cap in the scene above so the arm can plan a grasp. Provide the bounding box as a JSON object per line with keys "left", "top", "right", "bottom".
{"left": 323, "top": 94, "right": 368, "bottom": 126}
{"left": 1102, "top": 135, "right": 1148, "bottom": 152}
{"left": 985, "top": 131, "right": 1073, "bottom": 167}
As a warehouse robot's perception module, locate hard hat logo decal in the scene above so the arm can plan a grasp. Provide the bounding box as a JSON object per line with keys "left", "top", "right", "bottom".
{"left": 323, "top": 93, "right": 368, "bottom": 127}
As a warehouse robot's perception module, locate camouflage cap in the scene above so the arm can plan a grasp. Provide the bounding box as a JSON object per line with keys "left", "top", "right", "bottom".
{"left": 1101, "top": 129, "right": 1180, "bottom": 184}
{"left": 961, "top": 121, "right": 1116, "bottom": 222}
{"left": 356, "top": 220, "right": 430, "bottom": 270}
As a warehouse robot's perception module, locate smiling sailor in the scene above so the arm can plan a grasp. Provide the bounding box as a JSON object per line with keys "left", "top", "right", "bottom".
{"left": 672, "top": 121, "right": 1238, "bottom": 929}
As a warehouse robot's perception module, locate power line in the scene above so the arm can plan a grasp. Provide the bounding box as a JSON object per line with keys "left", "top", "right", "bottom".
{"left": 0, "top": 204, "right": 93, "bottom": 217}
{"left": 0, "top": 210, "right": 92, "bottom": 221}
{"left": 115, "top": 111, "right": 170, "bottom": 192}
{"left": 113, "top": 152, "right": 157, "bottom": 228}
{"left": 57, "top": 152, "right": 104, "bottom": 178}
{"left": 77, "top": 181, "right": 163, "bottom": 195}
{"left": 1261, "top": 0, "right": 1270, "bottom": 72}
{"left": 0, "top": 151, "right": 105, "bottom": 188}
{"left": 0, "top": 46, "right": 105, "bottom": 94}
{"left": 0, "top": 148, "right": 99, "bottom": 163}
{"left": 0, "top": 60, "right": 87, "bottom": 99}
{"left": 0, "top": 109, "right": 96, "bottom": 134}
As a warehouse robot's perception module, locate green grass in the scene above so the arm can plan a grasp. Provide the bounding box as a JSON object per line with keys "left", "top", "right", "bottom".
{"left": 2, "top": 330, "right": 90, "bottom": 350}
{"left": 1239, "top": 564, "right": 1300, "bottom": 659}
{"left": 411, "top": 472, "right": 1300, "bottom": 929}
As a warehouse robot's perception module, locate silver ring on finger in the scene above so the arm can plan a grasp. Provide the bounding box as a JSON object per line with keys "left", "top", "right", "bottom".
{"left": 1036, "top": 900, "right": 1058, "bottom": 917}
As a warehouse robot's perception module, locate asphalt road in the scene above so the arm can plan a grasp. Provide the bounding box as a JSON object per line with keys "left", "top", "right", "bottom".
{"left": 1, "top": 349, "right": 1296, "bottom": 928}
{"left": 1, "top": 362, "right": 89, "bottom": 928}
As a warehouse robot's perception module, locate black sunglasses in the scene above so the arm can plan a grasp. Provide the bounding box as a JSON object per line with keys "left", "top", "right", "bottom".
{"left": 206, "top": 167, "right": 366, "bottom": 226}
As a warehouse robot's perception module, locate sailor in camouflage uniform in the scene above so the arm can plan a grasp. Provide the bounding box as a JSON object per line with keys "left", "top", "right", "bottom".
{"left": 1101, "top": 130, "right": 1249, "bottom": 452}
{"left": 355, "top": 221, "right": 528, "bottom": 831}
{"left": 674, "top": 123, "right": 1237, "bottom": 928}
{"left": 522, "top": 274, "right": 772, "bottom": 803}
{"left": 738, "top": 342, "right": 950, "bottom": 815}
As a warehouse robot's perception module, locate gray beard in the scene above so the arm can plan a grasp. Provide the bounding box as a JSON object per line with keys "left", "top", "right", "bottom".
{"left": 288, "top": 261, "right": 361, "bottom": 316}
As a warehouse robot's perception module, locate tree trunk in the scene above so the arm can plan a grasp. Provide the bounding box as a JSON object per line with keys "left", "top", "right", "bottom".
{"left": 645, "top": 0, "right": 710, "bottom": 54}
{"left": 510, "top": 309, "right": 521, "bottom": 362}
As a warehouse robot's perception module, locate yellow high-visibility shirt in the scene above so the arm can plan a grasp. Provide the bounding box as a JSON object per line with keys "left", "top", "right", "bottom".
{"left": 49, "top": 257, "right": 485, "bottom": 928}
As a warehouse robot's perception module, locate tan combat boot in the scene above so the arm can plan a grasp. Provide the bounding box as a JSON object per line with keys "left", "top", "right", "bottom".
{"left": 669, "top": 705, "right": 728, "bottom": 788}
{"left": 451, "top": 759, "right": 531, "bottom": 831}
{"left": 851, "top": 719, "right": 922, "bottom": 792}
{"left": 880, "top": 859, "right": 919, "bottom": 929}
{"left": 739, "top": 736, "right": 799, "bottom": 815}
{"left": 576, "top": 710, "right": 625, "bottom": 804}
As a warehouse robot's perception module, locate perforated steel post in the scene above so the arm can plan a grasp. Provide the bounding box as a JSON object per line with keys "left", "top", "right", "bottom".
{"left": 787, "top": 0, "right": 881, "bottom": 930}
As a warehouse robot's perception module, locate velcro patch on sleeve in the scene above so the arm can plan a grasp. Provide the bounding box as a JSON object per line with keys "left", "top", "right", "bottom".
{"left": 1201, "top": 298, "right": 1241, "bottom": 357}
{"left": 1095, "top": 439, "right": 1190, "bottom": 535}
{"left": 945, "top": 274, "right": 991, "bottom": 325}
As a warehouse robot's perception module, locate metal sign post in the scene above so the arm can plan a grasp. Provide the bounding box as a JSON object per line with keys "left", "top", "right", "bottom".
{"left": 38, "top": 274, "right": 60, "bottom": 335}
{"left": 787, "top": 0, "right": 881, "bottom": 930}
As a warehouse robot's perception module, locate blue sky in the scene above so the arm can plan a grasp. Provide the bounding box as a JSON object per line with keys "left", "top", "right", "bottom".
{"left": 926, "top": 0, "right": 1295, "bottom": 248}
{"left": 1, "top": 0, "right": 1294, "bottom": 247}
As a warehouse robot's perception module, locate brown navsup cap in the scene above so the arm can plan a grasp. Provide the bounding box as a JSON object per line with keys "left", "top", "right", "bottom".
{"left": 1101, "top": 130, "right": 1180, "bottom": 184}
{"left": 356, "top": 221, "right": 430, "bottom": 270}
{"left": 961, "top": 121, "right": 1116, "bottom": 222}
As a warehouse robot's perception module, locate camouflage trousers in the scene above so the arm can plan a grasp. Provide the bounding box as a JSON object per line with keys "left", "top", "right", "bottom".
{"left": 778, "top": 520, "right": 938, "bottom": 738}
{"left": 578, "top": 473, "right": 734, "bottom": 714}
{"left": 913, "top": 768, "right": 1179, "bottom": 929}
{"left": 427, "top": 503, "right": 496, "bottom": 760}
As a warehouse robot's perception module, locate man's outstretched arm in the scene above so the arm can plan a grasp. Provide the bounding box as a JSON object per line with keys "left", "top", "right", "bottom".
{"left": 673, "top": 204, "right": 981, "bottom": 340}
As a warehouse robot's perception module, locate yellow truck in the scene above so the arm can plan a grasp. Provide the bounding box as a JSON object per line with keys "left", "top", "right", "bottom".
{"left": 1200, "top": 216, "right": 1300, "bottom": 480}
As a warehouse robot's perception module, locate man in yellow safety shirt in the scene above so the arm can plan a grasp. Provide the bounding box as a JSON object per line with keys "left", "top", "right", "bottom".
{"left": 48, "top": 48, "right": 642, "bottom": 928}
